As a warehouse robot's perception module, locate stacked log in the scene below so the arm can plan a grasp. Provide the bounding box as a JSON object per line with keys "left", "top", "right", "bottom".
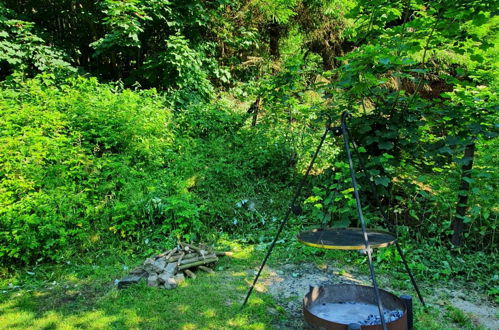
{"left": 117, "top": 242, "right": 230, "bottom": 289}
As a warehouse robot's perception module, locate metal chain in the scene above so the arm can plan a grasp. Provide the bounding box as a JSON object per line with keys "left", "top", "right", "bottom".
{"left": 349, "top": 132, "right": 426, "bottom": 306}
{"left": 341, "top": 112, "right": 388, "bottom": 330}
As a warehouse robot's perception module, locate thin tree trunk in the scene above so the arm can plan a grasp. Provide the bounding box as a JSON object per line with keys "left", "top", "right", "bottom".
{"left": 451, "top": 142, "right": 476, "bottom": 246}
{"left": 251, "top": 97, "right": 261, "bottom": 127}
{"left": 268, "top": 22, "right": 281, "bottom": 58}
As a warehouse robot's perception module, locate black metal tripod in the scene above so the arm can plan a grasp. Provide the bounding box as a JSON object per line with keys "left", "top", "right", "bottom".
{"left": 242, "top": 112, "right": 424, "bottom": 330}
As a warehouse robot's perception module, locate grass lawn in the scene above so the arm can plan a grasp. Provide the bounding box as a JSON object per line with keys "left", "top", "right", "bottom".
{"left": 0, "top": 241, "right": 282, "bottom": 329}
{"left": 0, "top": 239, "right": 493, "bottom": 329}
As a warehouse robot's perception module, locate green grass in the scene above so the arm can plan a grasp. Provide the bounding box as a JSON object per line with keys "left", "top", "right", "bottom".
{"left": 0, "top": 241, "right": 282, "bottom": 329}
{"left": 445, "top": 305, "right": 474, "bottom": 328}
{"left": 1, "top": 237, "right": 493, "bottom": 329}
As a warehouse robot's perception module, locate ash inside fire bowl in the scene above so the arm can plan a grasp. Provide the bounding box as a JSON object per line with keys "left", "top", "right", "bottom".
{"left": 309, "top": 302, "right": 403, "bottom": 325}
{"left": 304, "top": 284, "right": 408, "bottom": 329}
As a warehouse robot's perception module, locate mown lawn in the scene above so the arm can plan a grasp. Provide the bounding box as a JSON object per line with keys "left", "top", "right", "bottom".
{"left": 0, "top": 240, "right": 492, "bottom": 329}
{"left": 0, "top": 242, "right": 283, "bottom": 329}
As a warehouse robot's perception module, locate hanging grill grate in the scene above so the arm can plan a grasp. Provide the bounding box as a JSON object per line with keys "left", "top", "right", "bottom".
{"left": 297, "top": 228, "right": 396, "bottom": 250}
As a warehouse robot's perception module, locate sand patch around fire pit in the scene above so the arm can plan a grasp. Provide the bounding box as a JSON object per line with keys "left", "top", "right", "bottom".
{"left": 432, "top": 288, "right": 499, "bottom": 330}
{"left": 254, "top": 262, "right": 372, "bottom": 328}
{"left": 252, "top": 262, "right": 498, "bottom": 329}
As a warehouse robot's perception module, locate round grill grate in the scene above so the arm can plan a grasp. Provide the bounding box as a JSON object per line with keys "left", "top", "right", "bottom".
{"left": 297, "top": 228, "right": 396, "bottom": 250}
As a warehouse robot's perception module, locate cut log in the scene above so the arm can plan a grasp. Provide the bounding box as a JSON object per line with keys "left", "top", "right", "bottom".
{"left": 152, "top": 258, "right": 167, "bottom": 273}
{"left": 176, "top": 252, "right": 185, "bottom": 267}
{"left": 121, "top": 243, "right": 220, "bottom": 289}
{"left": 174, "top": 273, "right": 185, "bottom": 284}
{"left": 178, "top": 254, "right": 217, "bottom": 266}
{"left": 178, "top": 257, "right": 218, "bottom": 270}
{"left": 156, "top": 247, "right": 178, "bottom": 260}
{"left": 198, "top": 266, "right": 214, "bottom": 273}
{"left": 143, "top": 257, "right": 156, "bottom": 273}
{"left": 163, "top": 262, "right": 177, "bottom": 276}
{"left": 148, "top": 274, "right": 159, "bottom": 287}
{"left": 158, "top": 262, "right": 177, "bottom": 285}
{"left": 118, "top": 274, "right": 145, "bottom": 289}
{"left": 182, "top": 242, "right": 202, "bottom": 252}
{"left": 184, "top": 269, "right": 196, "bottom": 279}
{"left": 167, "top": 252, "right": 199, "bottom": 263}
{"left": 129, "top": 267, "right": 147, "bottom": 275}
{"left": 164, "top": 277, "right": 177, "bottom": 289}
{"left": 157, "top": 272, "right": 170, "bottom": 284}
{"left": 179, "top": 242, "right": 192, "bottom": 252}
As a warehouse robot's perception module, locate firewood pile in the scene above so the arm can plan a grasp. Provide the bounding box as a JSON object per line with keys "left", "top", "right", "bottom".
{"left": 117, "top": 242, "right": 231, "bottom": 289}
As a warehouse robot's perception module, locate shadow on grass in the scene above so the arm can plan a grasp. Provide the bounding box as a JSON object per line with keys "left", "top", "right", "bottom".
{"left": 0, "top": 243, "right": 281, "bottom": 329}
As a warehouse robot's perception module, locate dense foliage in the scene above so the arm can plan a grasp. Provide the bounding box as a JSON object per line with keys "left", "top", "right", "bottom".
{"left": 0, "top": 1, "right": 497, "bottom": 295}
{"left": 0, "top": 75, "right": 298, "bottom": 263}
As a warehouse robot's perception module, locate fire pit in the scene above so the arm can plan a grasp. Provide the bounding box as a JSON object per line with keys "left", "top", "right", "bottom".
{"left": 304, "top": 284, "right": 408, "bottom": 330}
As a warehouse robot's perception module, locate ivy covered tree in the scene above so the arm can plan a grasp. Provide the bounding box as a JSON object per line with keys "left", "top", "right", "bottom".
{"left": 325, "top": 0, "right": 498, "bottom": 246}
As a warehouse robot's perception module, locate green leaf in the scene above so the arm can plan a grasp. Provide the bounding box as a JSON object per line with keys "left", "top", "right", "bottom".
{"left": 409, "top": 209, "right": 419, "bottom": 220}
{"left": 379, "top": 58, "right": 390, "bottom": 65}
{"left": 378, "top": 141, "right": 394, "bottom": 150}
{"left": 410, "top": 68, "right": 428, "bottom": 74}
{"left": 374, "top": 176, "right": 390, "bottom": 187}
{"left": 462, "top": 177, "right": 474, "bottom": 184}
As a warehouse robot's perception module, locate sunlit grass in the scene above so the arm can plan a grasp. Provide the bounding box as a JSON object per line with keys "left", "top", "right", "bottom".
{"left": 0, "top": 239, "right": 279, "bottom": 329}
{"left": 1, "top": 237, "right": 489, "bottom": 329}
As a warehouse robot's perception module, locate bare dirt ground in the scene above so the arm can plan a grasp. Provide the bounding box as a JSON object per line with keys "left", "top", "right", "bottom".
{"left": 433, "top": 288, "right": 499, "bottom": 330}
{"left": 251, "top": 262, "right": 498, "bottom": 329}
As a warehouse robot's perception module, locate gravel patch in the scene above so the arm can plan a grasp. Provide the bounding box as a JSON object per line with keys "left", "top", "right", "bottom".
{"left": 253, "top": 263, "right": 498, "bottom": 329}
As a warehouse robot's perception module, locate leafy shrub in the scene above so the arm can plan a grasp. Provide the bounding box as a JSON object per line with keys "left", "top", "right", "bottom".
{"left": 143, "top": 33, "right": 214, "bottom": 104}
{"left": 0, "top": 5, "right": 74, "bottom": 80}
{"left": 0, "top": 75, "right": 303, "bottom": 264}
{"left": 169, "top": 101, "right": 297, "bottom": 233}
{"left": 0, "top": 76, "right": 175, "bottom": 263}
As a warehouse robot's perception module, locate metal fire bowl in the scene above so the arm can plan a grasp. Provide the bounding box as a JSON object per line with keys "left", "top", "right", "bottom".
{"left": 303, "top": 284, "right": 407, "bottom": 330}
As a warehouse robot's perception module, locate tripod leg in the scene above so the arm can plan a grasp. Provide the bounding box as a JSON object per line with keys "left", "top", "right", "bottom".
{"left": 395, "top": 241, "right": 425, "bottom": 306}
{"left": 242, "top": 206, "right": 292, "bottom": 307}
{"left": 241, "top": 125, "right": 330, "bottom": 308}
{"left": 348, "top": 128, "right": 425, "bottom": 307}
{"left": 341, "top": 112, "right": 387, "bottom": 330}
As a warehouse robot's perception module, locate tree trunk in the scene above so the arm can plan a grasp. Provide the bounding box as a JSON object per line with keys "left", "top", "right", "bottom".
{"left": 451, "top": 142, "right": 476, "bottom": 246}
{"left": 252, "top": 97, "right": 261, "bottom": 127}
{"left": 268, "top": 22, "right": 281, "bottom": 58}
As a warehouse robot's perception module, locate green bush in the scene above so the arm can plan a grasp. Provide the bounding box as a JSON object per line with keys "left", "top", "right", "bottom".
{"left": 0, "top": 5, "right": 74, "bottom": 80}
{"left": 0, "top": 75, "right": 300, "bottom": 264}
{"left": 169, "top": 102, "right": 297, "bottom": 234}
{"left": 0, "top": 76, "right": 174, "bottom": 263}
